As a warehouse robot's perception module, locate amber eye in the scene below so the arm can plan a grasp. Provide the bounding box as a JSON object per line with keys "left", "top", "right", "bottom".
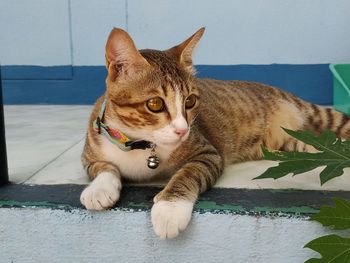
{"left": 146, "top": 97, "right": 164, "bottom": 113}
{"left": 185, "top": 94, "right": 197, "bottom": 109}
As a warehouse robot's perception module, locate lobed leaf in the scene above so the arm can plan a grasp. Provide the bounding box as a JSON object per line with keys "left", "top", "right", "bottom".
{"left": 282, "top": 129, "right": 338, "bottom": 150}
{"left": 255, "top": 129, "right": 350, "bottom": 185}
{"left": 254, "top": 160, "right": 322, "bottom": 180}
{"left": 311, "top": 198, "right": 350, "bottom": 230}
{"left": 319, "top": 162, "right": 350, "bottom": 185}
{"left": 304, "top": 234, "right": 350, "bottom": 263}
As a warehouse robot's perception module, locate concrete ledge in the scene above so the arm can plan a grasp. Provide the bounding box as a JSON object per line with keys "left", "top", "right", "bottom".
{"left": 0, "top": 207, "right": 333, "bottom": 262}
{"left": 2, "top": 184, "right": 350, "bottom": 262}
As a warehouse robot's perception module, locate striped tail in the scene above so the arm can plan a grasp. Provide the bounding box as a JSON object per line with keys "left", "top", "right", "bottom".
{"left": 303, "top": 103, "right": 350, "bottom": 138}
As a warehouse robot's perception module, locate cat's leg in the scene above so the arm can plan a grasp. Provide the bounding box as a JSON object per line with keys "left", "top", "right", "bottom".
{"left": 280, "top": 137, "right": 318, "bottom": 153}
{"left": 80, "top": 162, "right": 122, "bottom": 210}
{"left": 151, "top": 143, "right": 223, "bottom": 239}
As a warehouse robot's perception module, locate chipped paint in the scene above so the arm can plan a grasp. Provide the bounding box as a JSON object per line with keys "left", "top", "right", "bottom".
{"left": 1, "top": 184, "right": 348, "bottom": 216}
{"left": 0, "top": 200, "right": 75, "bottom": 211}
{"left": 0, "top": 199, "right": 317, "bottom": 217}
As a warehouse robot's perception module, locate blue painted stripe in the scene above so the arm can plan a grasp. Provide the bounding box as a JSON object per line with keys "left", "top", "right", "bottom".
{"left": 2, "top": 64, "right": 333, "bottom": 105}
{"left": 1, "top": 65, "right": 73, "bottom": 80}
{"left": 196, "top": 64, "right": 333, "bottom": 105}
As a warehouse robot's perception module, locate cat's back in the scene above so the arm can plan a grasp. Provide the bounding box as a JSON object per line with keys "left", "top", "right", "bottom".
{"left": 196, "top": 78, "right": 280, "bottom": 100}
{"left": 193, "top": 78, "right": 303, "bottom": 162}
{"left": 195, "top": 77, "right": 301, "bottom": 113}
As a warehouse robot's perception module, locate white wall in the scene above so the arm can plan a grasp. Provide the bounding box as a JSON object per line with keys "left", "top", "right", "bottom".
{"left": 0, "top": 0, "right": 72, "bottom": 65}
{"left": 127, "top": 0, "right": 350, "bottom": 65}
{"left": 70, "top": 0, "right": 126, "bottom": 66}
{"left": 0, "top": 0, "right": 350, "bottom": 66}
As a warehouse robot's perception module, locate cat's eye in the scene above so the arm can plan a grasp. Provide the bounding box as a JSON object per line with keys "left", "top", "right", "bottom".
{"left": 185, "top": 94, "right": 197, "bottom": 109}
{"left": 146, "top": 97, "right": 164, "bottom": 113}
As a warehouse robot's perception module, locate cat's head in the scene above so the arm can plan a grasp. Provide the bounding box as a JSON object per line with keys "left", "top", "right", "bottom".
{"left": 104, "top": 27, "right": 205, "bottom": 148}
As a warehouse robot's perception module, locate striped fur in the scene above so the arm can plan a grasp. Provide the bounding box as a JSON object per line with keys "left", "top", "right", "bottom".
{"left": 81, "top": 28, "right": 350, "bottom": 238}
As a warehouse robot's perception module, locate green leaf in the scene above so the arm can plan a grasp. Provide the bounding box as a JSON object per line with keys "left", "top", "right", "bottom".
{"left": 312, "top": 198, "right": 350, "bottom": 230}
{"left": 320, "top": 162, "right": 350, "bottom": 185}
{"left": 254, "top": 130, "right": 350, "bottom": 185}
{"left": 256, "top": 160, "right": 322, "bottom": 179}
{"left": 304, "top": 234, "right": 350, "bottom": 263}
{"left": 282, "top": 129, "right": 338, "bottom": 150}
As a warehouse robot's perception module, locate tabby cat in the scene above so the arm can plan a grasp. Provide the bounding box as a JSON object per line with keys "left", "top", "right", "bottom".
{"left": 80, "top": 27, "right": 350, "bottom": 239}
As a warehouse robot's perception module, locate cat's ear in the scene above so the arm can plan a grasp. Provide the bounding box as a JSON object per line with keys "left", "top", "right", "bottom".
{"left": 105, "top": 28, "right": 150, "bottom": 81}
{"left": 168, "top": 27, "right": 205, "bottom": 74}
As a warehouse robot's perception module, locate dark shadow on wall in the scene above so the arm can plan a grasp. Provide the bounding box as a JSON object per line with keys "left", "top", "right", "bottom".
{"left": 0, "top": 69, "right": 9, "bottom": 186}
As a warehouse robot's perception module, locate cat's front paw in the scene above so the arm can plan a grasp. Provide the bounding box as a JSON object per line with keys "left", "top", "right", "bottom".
{"left": 151, "top": 200, "right": 194, "bottom": 239}
{"left": 80, "top": 172, "right": 121, "bottom": 210}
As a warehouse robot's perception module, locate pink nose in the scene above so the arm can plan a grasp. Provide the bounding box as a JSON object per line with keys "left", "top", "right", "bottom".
{"left": 175, "top": 128, "right": 188, "bottom": 138}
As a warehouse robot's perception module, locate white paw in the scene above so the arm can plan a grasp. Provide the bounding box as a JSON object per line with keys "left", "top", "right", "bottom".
{"left": 151, "top": 200, "right": 194, "bottom": 239}
{"left": 80, "top": 172, "right": 121, "bottom": 210}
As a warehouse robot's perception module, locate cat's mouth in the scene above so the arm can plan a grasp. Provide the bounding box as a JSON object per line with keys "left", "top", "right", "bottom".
{"left": 181, "top": 131, "right": 190, "bottom": 142}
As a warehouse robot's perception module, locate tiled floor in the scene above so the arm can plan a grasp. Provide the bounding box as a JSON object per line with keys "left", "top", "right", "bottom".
{"left": 4, "top": 106, "right": 90, "bottom": 183}
{"left": 4, "top": 105, "right": 350, "bottom": 190}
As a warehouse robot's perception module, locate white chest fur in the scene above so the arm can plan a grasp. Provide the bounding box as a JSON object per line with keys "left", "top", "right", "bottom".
{"left": 100, "top": 138, "right": 173, "bottom": 181}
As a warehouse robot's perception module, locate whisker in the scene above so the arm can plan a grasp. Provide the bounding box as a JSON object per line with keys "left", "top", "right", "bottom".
{"left": 188, "top": 113, "right": 199, "bottom": 133}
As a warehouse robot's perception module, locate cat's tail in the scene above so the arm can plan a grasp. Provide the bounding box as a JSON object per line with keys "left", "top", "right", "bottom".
{"left": 302, "top": 103, "right": 350, "bottom": 138}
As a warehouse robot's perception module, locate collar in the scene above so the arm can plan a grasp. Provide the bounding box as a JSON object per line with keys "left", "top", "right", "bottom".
{"left": 93, "top": 98, "right": 153, "bottom": 151}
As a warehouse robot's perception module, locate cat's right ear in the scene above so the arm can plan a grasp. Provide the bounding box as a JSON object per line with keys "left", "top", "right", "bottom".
{"left": 105, "top": 28, "right": 150, "bottom": 81}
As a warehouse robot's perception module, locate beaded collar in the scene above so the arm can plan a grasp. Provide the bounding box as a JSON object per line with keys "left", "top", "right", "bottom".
{"left": 93, "top": 98, "right": 160, "bottom": 169}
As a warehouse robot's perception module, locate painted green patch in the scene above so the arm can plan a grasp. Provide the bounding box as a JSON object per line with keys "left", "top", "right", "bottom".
{"left": 267, "top": 189, "right": 303, "bottom": 194}
{"left": 194, "top": 201, "right": 317, "bottom": 215}
{"left": 253, "top": 206, "right": 318, "bottom": 214}
{"left": 195, "top": 201, "right": 245, "bottom": 212}
{"left": 0, "top": 200, "right": 74, "bottom": 210}
{"left": 123, "top": 201, "right": 151, "bottom": 210}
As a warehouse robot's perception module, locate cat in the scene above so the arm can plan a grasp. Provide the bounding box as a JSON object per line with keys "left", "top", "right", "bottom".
{"left": 80, "top": 27, "right": 350, "bottom": 239}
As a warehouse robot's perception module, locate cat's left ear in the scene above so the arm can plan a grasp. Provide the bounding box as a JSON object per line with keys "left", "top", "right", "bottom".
{"left": 167, "top": 27, "right": 205, "bottom": 74}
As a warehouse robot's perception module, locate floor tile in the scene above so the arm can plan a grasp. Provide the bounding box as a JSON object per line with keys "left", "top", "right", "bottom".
{"left": 4, "top": 105, "right": 92, "bottom": 183}
{"left": 25, "top": 140, "right": 89, "bottom": 185}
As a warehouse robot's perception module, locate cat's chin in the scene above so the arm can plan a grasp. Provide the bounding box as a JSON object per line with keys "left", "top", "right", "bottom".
{"left": 156, "top": 134, "right": 189, "bottom": 147}
{"left": 156, "top": 141, "right": 181, "bottom": 147}
{"left": 155, "top": 139, "right": 184, "bottom": 149}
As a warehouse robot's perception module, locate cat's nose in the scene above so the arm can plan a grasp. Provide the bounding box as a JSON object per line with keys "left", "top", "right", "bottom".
{"left": 175, "top": 128, "right": 188, "bottom": 138}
